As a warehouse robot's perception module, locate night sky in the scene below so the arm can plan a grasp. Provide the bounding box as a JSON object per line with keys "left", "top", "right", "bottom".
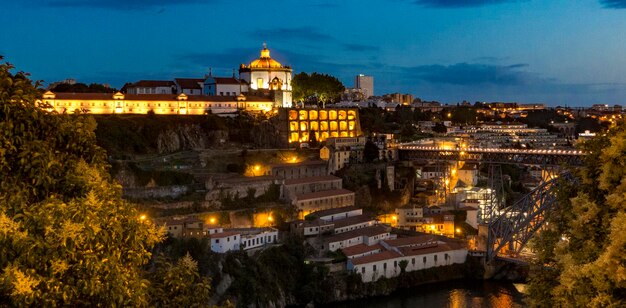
{"left": 3, "top": 0, "right": 626, "bottom": 106}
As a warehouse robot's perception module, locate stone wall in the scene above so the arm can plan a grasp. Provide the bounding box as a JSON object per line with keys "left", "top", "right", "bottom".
{"left": 123, "top": 185, "right": 190, "bottom": 199}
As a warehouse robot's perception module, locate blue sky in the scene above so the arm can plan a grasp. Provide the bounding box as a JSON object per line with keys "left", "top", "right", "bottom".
{"left": 2, "top": 0, "right": 626, "bottom": 106}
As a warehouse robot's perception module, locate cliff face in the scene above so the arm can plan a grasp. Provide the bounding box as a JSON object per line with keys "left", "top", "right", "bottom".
{"left": 95, "top": 115, "right": 282, "bottom": 156}
{"left": 157, "top": 124, "right": 228, "bottom": 154}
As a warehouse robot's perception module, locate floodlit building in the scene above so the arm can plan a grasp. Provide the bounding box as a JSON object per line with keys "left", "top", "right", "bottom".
{"left": 278, "top": 108, "right": 362, "bottom": 146}
{"left": 239, "top": 43, "right": 293, "bottom": 107}
{"left": 39, "top": 91, "right": 274, "bottom": 115}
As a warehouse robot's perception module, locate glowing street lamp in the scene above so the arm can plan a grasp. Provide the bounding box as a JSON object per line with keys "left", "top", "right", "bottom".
{"left": 209, "top": 217, "right": 216, "bottom": 224}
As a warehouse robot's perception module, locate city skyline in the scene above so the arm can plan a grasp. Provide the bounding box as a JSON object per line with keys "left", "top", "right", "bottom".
{"left": 4, "top": 0, "right": 626, "bottom": 106}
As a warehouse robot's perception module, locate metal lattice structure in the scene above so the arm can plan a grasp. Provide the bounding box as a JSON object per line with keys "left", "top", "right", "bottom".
{"left": 398, "top": 145, "right": 585, "bottom": 166}
{"left": 486, "top": 172, "right": 576, "bottom": 260}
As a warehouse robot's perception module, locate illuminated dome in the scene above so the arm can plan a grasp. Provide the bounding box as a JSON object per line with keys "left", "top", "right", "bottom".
{"left": 247, "top": 43, "right": 285, "bottom": 69}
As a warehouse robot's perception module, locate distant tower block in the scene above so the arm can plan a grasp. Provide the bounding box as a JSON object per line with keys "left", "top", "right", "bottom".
{"left": 355, "top": 74, "right": 374, "bottom": 99}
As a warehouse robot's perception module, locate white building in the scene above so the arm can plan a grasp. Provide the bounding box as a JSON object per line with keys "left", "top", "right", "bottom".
{"left": 174, "top": 78, "right": 204, "bottom": 95}
{"left": 346, "top": 236, "right": 468, "bottom": 282}
{"left": 203, "top": 76, "right": 249, "bottom": 96}
{"left": 308, "top": 206, "right": 362, "bottom": 222}
{"left": 125, "top": 80, "right": 176, "bottom": 95}
{"left": 210, "top": 231, "right": 241, "bottom": 253}
{"left": 239, "top": 44, "right": 292, "bottom": 107}
{"left": 209, "top": 228, "right": 279, "bottom": 253}
{"left": 240, "top": 228, "right": 279, "bottom": 250}
{"left": 355, "top": 74, "right": 374, "bottom": 99}
{"left": 325, "top": 225, "right": 392, "bottom": 252}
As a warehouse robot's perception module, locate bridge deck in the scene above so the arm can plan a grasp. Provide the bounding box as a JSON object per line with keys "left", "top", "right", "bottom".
{"left": 398, "top": 145, "right": 586, "bottom": 166}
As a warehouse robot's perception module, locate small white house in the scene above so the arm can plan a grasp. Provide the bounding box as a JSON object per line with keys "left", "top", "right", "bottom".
{"left": 210, "top": 231, "right": 241, "bottom": 253}
{"left": 241, "top": 228, "right": 279, "bottom": 250}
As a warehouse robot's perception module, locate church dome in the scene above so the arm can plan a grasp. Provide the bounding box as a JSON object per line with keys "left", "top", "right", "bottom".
{"left": 248, "top": 44, "right": 284, "bottom": 69}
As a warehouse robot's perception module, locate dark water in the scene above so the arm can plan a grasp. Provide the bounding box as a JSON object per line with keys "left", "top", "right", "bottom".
{"left": 323, "top": 280, "right": 526, "bottom": 308}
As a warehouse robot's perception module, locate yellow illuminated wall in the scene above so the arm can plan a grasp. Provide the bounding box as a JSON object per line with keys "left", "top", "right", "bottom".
{"left": 287, "top": 108, "right": 360, "bottom": 143}
{"left": 40, "top": 91, "right": 274, "bottom": 115}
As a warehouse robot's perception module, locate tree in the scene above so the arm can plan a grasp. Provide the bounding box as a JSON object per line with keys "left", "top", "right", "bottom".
{"left": 50, "top": 82, "right": 116, "bottom": 93}
{"left": 527, "top": 123, "right": 626, "bottom": 307}
{"left": 0, "top": 57, "right": 162, "bottom": 305}
{"left": 148, "top": 254, "right": 213, "bottom": 307}
{"left": 291, "top": 72, "right": 345, "bottom": 105}
{"left": 432, "top": 123, "right": 447, "bottom": 134}
{"left": 363, "top": 140, "right": 379, "bottom": 163}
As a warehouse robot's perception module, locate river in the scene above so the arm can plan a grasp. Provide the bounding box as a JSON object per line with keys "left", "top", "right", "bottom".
{"left": 322, "top": 280, "right": 526, "bottom": 308}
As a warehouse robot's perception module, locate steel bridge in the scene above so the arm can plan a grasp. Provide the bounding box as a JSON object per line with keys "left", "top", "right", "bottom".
{"left": 398, "top": 145, "right": 585, "bottom": 166}
{"left": 397, "top": 143, "right": 586, "bottom": 261}
{"left": 487, "top": 172, "right": 576, "bottom": 260}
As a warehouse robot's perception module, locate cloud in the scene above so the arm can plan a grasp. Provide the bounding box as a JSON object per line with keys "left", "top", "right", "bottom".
{"left": 600, "top": 0, "right": 626, "bottom": 8}
{"left": 413, "top": 0, "right": 515, "bottom": 8}
{"left": 398, "top": 62, "right": 537, "bottom": 86}
{"left": 37, "top": 0, "right": 213, "bottom": 10}
{"left": 248, "top": 27, "right": 334, "bottom": 42}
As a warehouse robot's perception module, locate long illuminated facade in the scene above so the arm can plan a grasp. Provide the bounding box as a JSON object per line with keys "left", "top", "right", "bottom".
{"left": 39, "top": 91, "right": 274, "bottom": 115}
{"left": 278, "top": 108, "right": 362, "bottom": 145}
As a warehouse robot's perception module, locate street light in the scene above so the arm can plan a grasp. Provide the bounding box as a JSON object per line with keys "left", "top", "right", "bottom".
{"left": 209, "top": 217, "right": 216, "bottom": 224}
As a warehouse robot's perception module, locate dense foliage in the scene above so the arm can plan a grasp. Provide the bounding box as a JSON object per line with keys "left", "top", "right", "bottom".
{"left": 292, "top": 72, "right": 345, "bottom": 104}
{"left": 50, "top": 82, "right": 116, "bottom": 93}
{"left": 527, "top": 122, "right": 626, "bottom": 307}
{"left": 0, "top": 58, "right": 215, "bottom": 306}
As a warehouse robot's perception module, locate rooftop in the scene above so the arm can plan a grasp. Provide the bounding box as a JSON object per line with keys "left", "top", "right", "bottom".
{"left": 129, "top": 80, "right": 175, "bottom": 88}
{"left": 332, "top": 215, "right": 376, "bottom": 229}
{"left": 284, "top": 175, "right": 341, "bottom": 186}
{"left": 175, "top": 78, "right": 204, "bottom": 89}
{"left": 295, "top": 189, "right": 354, "bottom": 202}
{"left": 325, "top": 225, "right": 389, "bottom": 243}
{"left": 209, "top": 231, "right": 241, "bottom": 239}
{"left": 341, "top": 243, "right": 384, "bottom": 257}
{"left": 350, "top": 250, "right": 402, "bottom": 265}
{"left": 383, "top": 235, "right": 437, "bottom": 248}
{"left": 308, "top": 206, "right": 360, "bottom": 218}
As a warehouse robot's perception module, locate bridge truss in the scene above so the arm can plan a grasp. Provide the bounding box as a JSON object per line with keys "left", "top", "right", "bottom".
{"left": 398, "top": 146, "right": 585, "bottom": 166}
{"left": 398, "top": 144, "right": 584, "bottom": 261}
{"left": 487, "top": 172, "right": 575, "bottom": 260}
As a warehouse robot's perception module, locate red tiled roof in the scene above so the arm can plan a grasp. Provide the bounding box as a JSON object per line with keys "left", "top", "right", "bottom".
{"left": 295, "top": 189, "right": 354, "bottom": 202}
{"left": 130, "top": 80, "right": 175, "bottom": 87}
{"left": 309, "top": 206, "right": 360, "bottom": 218}
{"left": 332, "top": 215, "right": 376, "bottom": 229}
{"left": 398, "top": 242, "right": 465, "bottom": 257}
{"left": 341, "top": 243, "right": 383, "bottom": 257}
{"left": 175, "top": 78, "right": 204, "bottom": 89}
{"left": 210, "top": 231, "right": 241, "bottom": 239}
{"left": 325, "top": 225, "right": 389, "bottom": 243}
{"left": 211, "top": 77, "right": 241, "bottom": 84}
{"left": 383, "top": 235, "right": 437, "bottom": 248}
{"left": 284, "top": 175, "right": 341, "bottom": 186}
{"left": 350, "top": 250, "right": 402, "bottom": 265}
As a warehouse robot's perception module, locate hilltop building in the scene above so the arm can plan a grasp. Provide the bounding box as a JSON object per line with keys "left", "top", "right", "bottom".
{"left": 239, "top": 43, "right": 293, "bottom": 108}
{"left": 39, "top": 91, "right": 274, "bottom": 115}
